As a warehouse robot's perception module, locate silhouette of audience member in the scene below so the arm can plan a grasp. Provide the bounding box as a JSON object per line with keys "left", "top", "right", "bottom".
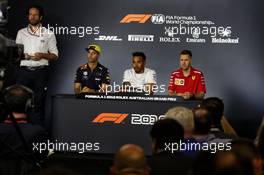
{"left": 111, "top": 144, "right": 150, "bottom": 175}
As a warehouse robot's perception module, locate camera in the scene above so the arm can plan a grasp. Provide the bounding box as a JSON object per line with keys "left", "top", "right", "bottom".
{"left": 0, "top": 0, "right": 24, "bottom": 81}
{"left": 0, "top": 0, "right": 24, "bottom": 121}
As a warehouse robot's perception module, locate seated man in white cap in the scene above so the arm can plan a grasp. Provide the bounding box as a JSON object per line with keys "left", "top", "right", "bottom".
{"left": 74, "top": 44, "right": 110, "bottom": 94}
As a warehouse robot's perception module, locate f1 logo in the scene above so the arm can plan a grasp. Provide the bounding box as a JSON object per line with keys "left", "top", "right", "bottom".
{"left": 120, "top": 14, "right": 152, "bottom": 23}
{"left": 92, "top": 113, "right": 129, "bottom": 124}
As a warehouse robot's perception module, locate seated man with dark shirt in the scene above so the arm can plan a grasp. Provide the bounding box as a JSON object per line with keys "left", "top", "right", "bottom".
{"left": 74, "top": 44, "right": 110, "bottom": 94}
{"left": 0, "top": 84, "right": 48, "bottom": 175}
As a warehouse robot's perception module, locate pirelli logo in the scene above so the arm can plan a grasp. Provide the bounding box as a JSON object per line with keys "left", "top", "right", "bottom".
{"left": 92, "top": 113, "right": 129, "bottom": 124}
{"left": 120, "top": 14, "right": 152, "bottom": 23}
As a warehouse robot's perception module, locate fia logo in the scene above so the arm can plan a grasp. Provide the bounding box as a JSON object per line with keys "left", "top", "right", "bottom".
{"left": 151, "top": 14, "right": 165, "bottom": 24}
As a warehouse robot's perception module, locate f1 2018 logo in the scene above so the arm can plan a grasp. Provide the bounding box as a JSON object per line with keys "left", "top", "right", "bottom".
{"left": 131, "top": 114, "right": 164, "bottom": 125}
{"left": 92, "top": 113, "right": 164, "bottom": 125}
{"left": 92, "top": 113, "right": 129, "bottom": 124}
{"left": 120, "top": 14, "right": 152, "bottom": 23}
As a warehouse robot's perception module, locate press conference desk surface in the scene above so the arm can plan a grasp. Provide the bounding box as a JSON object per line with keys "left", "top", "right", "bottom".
{"left": 51, "top": 93, "right": 200, "bottom": 155}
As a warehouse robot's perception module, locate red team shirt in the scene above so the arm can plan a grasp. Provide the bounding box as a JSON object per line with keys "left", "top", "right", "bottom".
{"left": 168, "top": 67, "right": 206, "bottom": 94}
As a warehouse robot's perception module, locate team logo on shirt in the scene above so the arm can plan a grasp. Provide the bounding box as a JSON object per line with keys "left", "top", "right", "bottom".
{"left": 82, "top": 71, "right": 88, "bottom": 79}
{"left": 192, "top": 76, "right": 196, "bottom": 80}
{"left": 175, "top": 78, "right": 185, "bottom": 86}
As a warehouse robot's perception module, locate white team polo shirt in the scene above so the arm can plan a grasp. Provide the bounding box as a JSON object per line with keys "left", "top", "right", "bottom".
{"left": 122, "top": 68, "right": 157, "bottom": 88}
{"left": 16, "top": 25, "right": 58, "bottom": 67}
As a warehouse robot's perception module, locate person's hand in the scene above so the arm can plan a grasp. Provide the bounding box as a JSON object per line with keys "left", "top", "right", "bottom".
{"left": 182, "top": 92, "right": 193, "bottom": 100}
{"left": 81, "top": 87, "right": 95, "bottom": 93}
{"left": 31, "top": 52, "right": 44, "bottom": 61}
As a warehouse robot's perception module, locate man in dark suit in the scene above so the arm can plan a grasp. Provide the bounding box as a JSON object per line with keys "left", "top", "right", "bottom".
{"left": 0, "top": 84, "right": 48, "bottom": 175}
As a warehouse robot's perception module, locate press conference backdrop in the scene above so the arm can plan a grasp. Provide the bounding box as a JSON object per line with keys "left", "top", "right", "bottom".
{"left": 8, "top": 0, "right": 264, "bottom": 137}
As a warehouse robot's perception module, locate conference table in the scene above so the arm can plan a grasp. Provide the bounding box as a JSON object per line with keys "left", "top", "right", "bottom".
{"left": 51, "top": 93, "right": 200, "bottom": 155}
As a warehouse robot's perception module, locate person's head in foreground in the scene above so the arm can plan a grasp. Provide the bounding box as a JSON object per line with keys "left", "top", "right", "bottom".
{"left": 193, "top": 150, "right": 255, "bottom": 175}
{"left": 231, "top": 139, "right": 262, "bottom": 175}
{"left": 199, "top": 97, "right": 224, "bottom": 130}
{"left": 111, "top": 144, "right": 150, "bottom": 175}
{"left": 193, "top": 106, "right": 212, "bottom": 135}
{"left": 150, "top": 118, "right": 184, "bottom": 153}
{"left": 165, "top": 106, "right": 194, "bottom": 138}
{"left": 3, "top": 84, "right": 34, "bottom": 115}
